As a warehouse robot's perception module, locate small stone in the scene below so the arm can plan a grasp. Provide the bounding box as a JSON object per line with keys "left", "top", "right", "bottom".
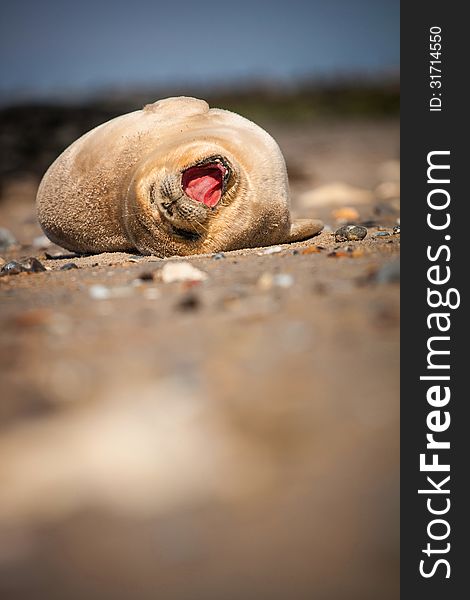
{"left": 258, "top": 273, "right": 273, "bottom": 290}
{"left": 89, "top": 284, "right": 133, "bottom": 300}
{"left": 328, "top": 250, "right": 348, "bottom": 258}
{"left": 393, "top": 225, "right": 401, "bottom": 235}
{"left": 177, "top": 293, "right": 201, "bottom": 312}
{"left": 89, "top": 285, "right": 111, "bottom": 300}
{"left": 258, "top": 272, "right": 293, "bottom": 289}
{"left": 0, "top": 256, "right": 46, "bottom": 275}
{"left": 161, "top": 262, "right": 208, "bottom": 283}
{"left": 258, "top": 245, "right": 283, "bottom": 255}
{"left": 301, "top": 246, "right": 322, "bottom": 255}
{"left": 60, "top": 262, "right": 79, "bottom": 270}
{"left": 13, "top": 308, "right": 51, "bottom": 328}
{"left": 331, "top": 246, "right": 365, "bottom": 258}
{"left": 331, "top": 207, "right": 360, "bottom": 222}
{"left": 1, "top": 260, "right": 25, "bottom": 275}
{"left": 212, "top": 252, "right": 225, "bottom": 260}
{"left": 350, "top": 247, "right": 365, "bottom": 258}
{"left": 23, "top": 257, "right": 47, "bottom": 272}
{"left": 0, "top": 227, "right": 17, "bottom": 251}
{"left": 138, "top": 271, "right": 154, "bottom": 281}
{"left": 334, "top": 225, "right": 368, "bottom": 242}
{"left": 273, "top": 273, "right": 294, "bottom": 288}
{"left": 373, "top": 231, "right": 391, "bottom": 237}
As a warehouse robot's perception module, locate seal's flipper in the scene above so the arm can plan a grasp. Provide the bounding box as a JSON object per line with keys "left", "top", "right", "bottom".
{"left": 284, "top": 218, "right": 324, "bottom": 243}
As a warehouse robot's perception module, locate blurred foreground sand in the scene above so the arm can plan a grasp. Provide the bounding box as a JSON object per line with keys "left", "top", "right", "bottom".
{"left": 0, "top": 117, "right": 399, "bottom": 599}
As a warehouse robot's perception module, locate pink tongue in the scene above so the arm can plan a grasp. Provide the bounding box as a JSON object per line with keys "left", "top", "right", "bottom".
{"left": 182, "top": 164, "right": 224, "bottom": 208}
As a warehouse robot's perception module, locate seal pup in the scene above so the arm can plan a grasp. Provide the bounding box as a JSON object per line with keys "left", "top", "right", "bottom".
{"left": 36, "top": 97, "right": 323, "bottom": 256}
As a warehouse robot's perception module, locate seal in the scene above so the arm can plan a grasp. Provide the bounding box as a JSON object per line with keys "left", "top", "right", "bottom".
{"left": 36, "top": 97, "right": 323, "bottom": 256}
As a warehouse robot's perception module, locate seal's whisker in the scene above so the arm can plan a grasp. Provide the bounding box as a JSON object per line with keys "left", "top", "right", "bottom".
{"left": 191, "top": 219, "right": 209, "bottom": 234}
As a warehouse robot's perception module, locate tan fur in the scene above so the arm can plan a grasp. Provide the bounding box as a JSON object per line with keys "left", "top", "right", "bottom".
{"left": 36, "top": 97, "right": 323, "bottom": 256}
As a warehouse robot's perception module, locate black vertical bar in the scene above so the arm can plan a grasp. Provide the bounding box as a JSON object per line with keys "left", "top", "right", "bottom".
{"left": 401, "top": 3, "right": 467, "bottom": 599}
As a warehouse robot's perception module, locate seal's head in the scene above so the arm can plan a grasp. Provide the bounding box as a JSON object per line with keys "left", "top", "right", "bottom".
{"left": 37, "top": 97, "right": 323, "bottom": 256}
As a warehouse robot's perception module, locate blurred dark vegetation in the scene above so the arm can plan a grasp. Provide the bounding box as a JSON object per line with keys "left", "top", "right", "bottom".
{"left": 0, "top": 80, "right": 399, "bottom": 190}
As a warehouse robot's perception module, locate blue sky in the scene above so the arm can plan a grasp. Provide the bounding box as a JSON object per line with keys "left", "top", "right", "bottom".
{"left": 0, "top": 0, "right": 399, "bottom": 100}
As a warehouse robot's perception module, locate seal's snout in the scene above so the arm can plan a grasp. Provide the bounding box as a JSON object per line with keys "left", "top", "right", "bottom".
{"left": 182, "top": 162, "right": 226, "bottom": 208}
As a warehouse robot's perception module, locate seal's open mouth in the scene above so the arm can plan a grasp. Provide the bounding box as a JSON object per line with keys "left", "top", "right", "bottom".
{"left": 182, "top": 163, "right": 226, "bottom": 208}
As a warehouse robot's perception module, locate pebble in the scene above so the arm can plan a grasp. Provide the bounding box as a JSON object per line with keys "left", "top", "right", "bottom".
{"left": 373, "top": 231, "right": 391, "bottom": 237}
{"left": 212, "top": 252, "right": 225, "bottom": 260}
{"left": 0, "top": 227, "right": 17, "bottom": 251}
{"left": 0, "top": 257, "right": 47, "bottom": 276}
{"left": 258, "top": 245, "right": 283, "bottom": 255}
{"left": 138, "top": 271, "right": 154, "bottom": 282}
{"left": 328, "top": 247, "right": 365, "bottom": 258}
{"left": 301, "top": 246, "right": 322, "bottom": 255}
{"left": 88, "top": 285, "right": 133, "bottom": 300}
{"left": 273, "top": 273, "right": 294, "bottom": 288}
{"left": 393, "top": 225, "right": 401, "bottom": 235}
{"left": 258, "top": 272, "right": 294, "bottom": 290}
{"left": 89, "top": 285, "right": 111, "bottom": 300}
{"left": 334, "top": 225, "right": 368, "bottom": 242}
{"left": 23, "top": 257, "right": 47, "bottom": 272}
{"left": 160, "top": 262, "right": 208, "bottom": 283}
{"left": 331, "top": 207, "right": 360, "bottom": 222}
{"left": 60, "top": 262, "right": 79, "bottom": 270}
{"left": 13, "top": 308, "right": 52, "bottom": 328}
{"left": 176, "top": 293, "right": 201, "bottom": 312}
{"left": 1, "top": 260, "right": 24, "bottom": 276}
